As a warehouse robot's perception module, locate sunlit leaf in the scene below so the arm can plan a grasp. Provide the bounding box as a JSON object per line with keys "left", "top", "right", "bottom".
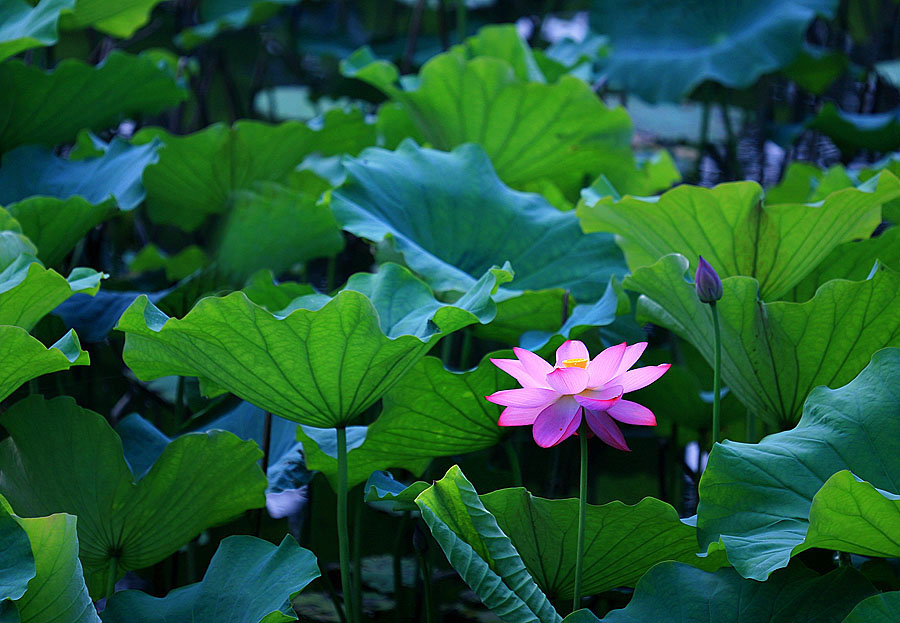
{"left": 61, "top": 0, "right": 168, "bottom": 38}
{"left": 624, "top": 254, "right": 900, "bottom": 425}
{"left": 0, "top": 0, "right": 75, "bottom": 62}
{"left": 116, "top": 263, "right": 511, "bottom": 428}
{"left": 0, "top": 328, "right": 89, "bottom": 403}
{"left": 697, "top": 349, "right": 900, "bottom": 580}
{"left": 602, "top": 562, "right": 874, "bottom": 623}
{"left": 591, "top": 0, "right": 838, "bottom": 103}
{"left": 343, "top": 25, "right": 641, "bottom": 198}
{"left": 415, "top": 465, "right": 561, "bottom": 623}
{"left": 0, "top": 52, "right": 185, "bottom": 152}
{"left": 0, "top": 395, "right": 266, "bottom": 597}
{"left": 578, "top": 172, "right": 900, "bottom": 301}
{"left": 297, "top": 353, "right": 515, "bottom": 488}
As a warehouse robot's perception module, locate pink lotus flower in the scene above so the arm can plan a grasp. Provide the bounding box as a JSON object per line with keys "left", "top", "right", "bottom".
{"left": 485, "top": 340, "right": 669, "bottom": 450}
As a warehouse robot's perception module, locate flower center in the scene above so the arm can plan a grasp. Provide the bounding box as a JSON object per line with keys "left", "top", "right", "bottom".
{"left": 562, "top": 358, "right": 588, "bottom": 369}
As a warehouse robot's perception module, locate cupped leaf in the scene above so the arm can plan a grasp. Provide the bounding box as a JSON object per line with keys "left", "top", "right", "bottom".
{"left": 843, "top": 591, "right": 900, "bottom": 623}
{"left": 479, "top": 488, "right": 726, "bottom": 601}
{"left": 591, "top": 0, "right": 838, "bottom": 103}
{"left": 0, "top": 257, "right": 102, "bottom": 330}
{"left": 60, "top": 0, "right": 168, "bottom": 37}
{"left": 116, "top": 263, "right": 510, "bottom": 428}
{"left": 135, "top": 111, "right": 374, "bottom": 231}
{"left": 624, "top": 254, "right": 900, "bottom": 425}
{"left": 0, "top": 500, "right": 34, "bottom": 610}
{"left": 697, "top": 349, "right": 900, "bottom": 580}
{"left": 0, "top": 0, "right": 75, "bottom": 62}
{"left": 102, "top": 535, "right": 319, "bottom": 623}
{"left": 0, "top": 328, "right": 88, "bottom": 403}
{"left": 214, "top": 182, "right": 344, "bottom": 280}
{"left": 176, "top": 0, "right": 301, "bottom": 50}
{"left": 0, "top": 139, "right": 160, "bottom": 212}
{"left": 344, "top": 26, "right": 639, "bottom": 198}
{"left": 297, "top": 353, "right": 515, "bottom": 488}
{"left": 578, "top": 172, "right": 900, "bottom": 301}
{"left": 0, "top": 53, "right": 185, "bottom": 153}
{"left": 11, "top": 512, "right": 100, "bottom": 623}
{"left": 0, "top": 395, "right": 266, "bottom": 597}
{"left": 601, "top": 562, "right": 875, "bottom": 623}
{"left": 414, "top": 465, "right": 561, "bottom": 623}
{"left": 809, "top": 103, "right": 900, "bottom": 156}
{"left": 332, "top": 141, "right": 626, "bottom": 303}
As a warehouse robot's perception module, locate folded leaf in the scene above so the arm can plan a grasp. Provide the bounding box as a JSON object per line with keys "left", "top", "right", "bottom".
{"left": 697, "top": 349, "right": 900, "bottom": 580}
{"left": 0, "top": 328, "right": 89, "bottom": 402}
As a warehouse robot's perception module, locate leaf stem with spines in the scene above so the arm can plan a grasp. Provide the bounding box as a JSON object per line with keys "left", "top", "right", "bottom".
{"left": 573, "top": 420, "right": 589, "bottom": 612}
{"left": 336, "top": 426, "right": 354, "bottom": 623}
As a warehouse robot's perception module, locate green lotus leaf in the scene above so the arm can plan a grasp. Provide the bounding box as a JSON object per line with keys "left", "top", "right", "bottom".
{"left": 0, "top": 256, "right": 102, "bottom": 330}
{"left": 519, "top": 280, "right": 621, "bottom": 353}
{"left": 102, "top": 534, "right": 318, "bottom": 623}
{"left": 697, "top": 349, "right": 900, "bottom": 580}
{"left": 297, "top": 353, "right": 515, "bottom": 488}
{"left": 0, "top": 498, "right": 34, "bottom": 614}
{"left": 479, "top": 488, "right": 727, "bottom": 601}
{"left": 624, "top": 255, "right": 900, "bottom": 425}
{"left": 809, "top": 103, "right": 900, "bottom": 155}
{"left": 129, "top": 244, "right": 209, "bottom": 282}
{"left": 176, "top": 0, "right": 301, "bottom": 50}
{"left": 134, "top": 110, "right": 375, "bottom": 231}
{"left": 414, "top": 465, "right": 561, "bottom": 623}
{"left": 602, "top": 562, "right": 875, "bottom": 623}
{"left": 116, "top": 262, "right": 511, "bottom": 427}
{"left": 215, "top": 182, "right": 344, "bottom": 280}
{"left": 241, "top": 271, "right": 315, "bottom": 312}
{"left": 0, "top": 53, "right": 185, "bottom": 153}
{"left": 591, "top": 0, "right": 838, "bottom": 103}
{"left": 342, "top": 25, "right": 639, "bottom": 198}
{"left": 765, "top": 162, "right": 856, "bottom": 204}
{"left": 363, "top": 471, "right": 429, "bottom": 514}
{"left": 561, "top": 611, "right": 599, "bottom": 623}
{"left": 10, "top": 512, "right": 99, "bottom": 623}
{"left": 782, "top": 45, "right": 849, "bottom": 94}
{"left": 843, "top": 591, "right": 900, "bottom": 623}
{"left": 0, "top": 139, "right": 160, "bottom": 213}
{"left": 0, "top": 0, "right": 75, "bottom": 62}
{"left": 578, "top": 171, "right": 900, "bottom": 301}
{"left": 0, "top": 328, "right": 89, "bottom": 403}
{"left": 0, "top": 395, "right": 266, "bottom": 598}
{"left": 332, "top": 140, "right": 626, "bottom": 304}
{"left": 470, "top": 289, "right": 571, "bottom": 345}
{"left": 60, "top": 0, "right": 168, "bottom": 37}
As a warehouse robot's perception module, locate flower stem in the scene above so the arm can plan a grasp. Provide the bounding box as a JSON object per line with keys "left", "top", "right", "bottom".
{"left": 711, "top": 302, "right": 722, "bottom": 447}
{"left": 502, "top": 439, "right": 523, "bottom": 487}
{"left": 336, "top": 426, "right": 354, "bottom": 623}
{"left": 573, "top": 421, "right": 589, "bottom": 612}
{"left": 106, "top": 555, "right": 118, "bottom": 600}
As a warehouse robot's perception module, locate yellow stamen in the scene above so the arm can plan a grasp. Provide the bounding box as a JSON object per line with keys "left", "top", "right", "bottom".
{"left": 562, "top": 358, "right": 588, "bottom": 369}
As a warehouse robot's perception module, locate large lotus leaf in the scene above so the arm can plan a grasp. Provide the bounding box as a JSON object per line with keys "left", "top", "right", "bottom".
{"left": 11, "top": 513, "right": 99, "bottom": 623}
{"left": 296, "top": 353, "right": 515, "bottom": 488}
{"left": 0, "top": 395, "right": 266, "bottom": 598}
{"left": 809, "top": 103, "right": 900, "bottom": 155}
{"left": 102, "top": 535, "right": 318, "bottom": 623}
{"left": 176, "top": 0, "right": 301, "bottom": 50}
{"left": 0, "top": 328, "right": 89, "bottom": 403}
{"left": 415, "top": 466, "right": 561, "bottom": 623}
{"left": 624, "top": 254, "right": 900, "bottom": 425}
{"left": 0, "top": 53, "right": 185, "bottom": 153}
{"left": 479, "top": 488, "right": 727, "bottom": 601}
{"left": 342, "top": 27, "right": 636, "bottom": 198}
{"left": 61, "top": 0, "right": 167, "bottom": 37}
{"left": 0, "top": 500, "right": 34, "bottom": 614}
{"left": 135, "top": 110, "right": 375, "bottom": 231}
{"left": 602, "top": 562, "right": 875, "bottom": 623}
{"left": 0, "top": 0, "right": 75, "bottom": 62}
{"left": 214, "top": 182, "right": 344, "bottom": 280}
{"left": 116, "top": 263, "right": 510, "bottom": 427}
{"left": 332, "top": 140, "right": 626, "bottom": 302}
{"left": 578, "top": 172, "right": 900, "bottom": 301}
{"left": 591, "top": 0, "right": 838, "bottom": 103}
{"left": 5, "top": 197, "right": 115, "bottom": 267}
{"left": 843, "top": 591, "right": 900, "bottom": 623}
{"left": 0, "top": 256, "right": 101, "bottom": 330}
{"left": 697, "top": 349, "right": 900, "bottom": 580}
{"left": 0, "top": 139, "right": 160, "bottom": 212}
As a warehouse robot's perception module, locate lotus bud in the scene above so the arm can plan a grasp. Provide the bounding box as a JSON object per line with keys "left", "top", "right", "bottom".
{"left": 695, "top": 255, "right": 723, "bottom": 304}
